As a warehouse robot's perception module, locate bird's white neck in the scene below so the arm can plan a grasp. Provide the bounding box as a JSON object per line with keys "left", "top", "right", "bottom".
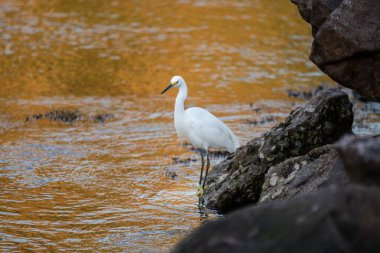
{"left": 174, "top": 81, "right": 187, "bottom": 118}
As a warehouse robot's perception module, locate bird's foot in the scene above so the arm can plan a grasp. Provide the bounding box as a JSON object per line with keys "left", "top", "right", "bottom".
{"left": 196, "top": 185, "right": 204, "bottom": 197}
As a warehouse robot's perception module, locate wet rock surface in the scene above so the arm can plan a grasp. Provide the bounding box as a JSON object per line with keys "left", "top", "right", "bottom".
{"left": 291, "top": 0, "right": 380, "bottom": 101}
{"left": 203, "top": 88, "right": 353, "bottom": 212}
{"left": 335, "top": 135, "right": 380, "bottom": 186}
{"left": 259, "top": 145, "right": 349, "bottom": 203}
{"left": 172, "top": 185, "right": 380, "bottom": 253}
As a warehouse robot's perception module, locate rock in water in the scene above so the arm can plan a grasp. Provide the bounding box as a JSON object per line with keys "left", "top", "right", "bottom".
{"left": 172, "top": 185, "right": 380, "bottom": 253}
{"left": 291, "top": 0, "right": 380, "bottom": 101}
{"left": 26, "top": 110, "right": 82, "bottom": 123}
{"left": 25, "top": 110, "right": 114, "bottom": 123}
{"left": 204, "top": 88, "right": 353, "bottom": 213}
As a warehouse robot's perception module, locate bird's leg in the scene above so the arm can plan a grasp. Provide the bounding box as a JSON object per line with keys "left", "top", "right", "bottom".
{"left": 198, "top": 151, "right": 205, "bottom": 186}
{"left": 202, "top": 151, "right": 210, "bottom": 190}
{"left": 197, "top": 151, "right": 205, "bottom": 197}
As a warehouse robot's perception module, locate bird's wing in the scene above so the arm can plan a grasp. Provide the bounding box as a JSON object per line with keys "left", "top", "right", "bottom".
{"left": 185, "top": 108, "right": 237, "bottom": 150}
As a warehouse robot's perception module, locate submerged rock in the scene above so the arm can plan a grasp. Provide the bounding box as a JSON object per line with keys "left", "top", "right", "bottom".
{"left": 25, "top": 110, "right": 114, "bottom": 123}
{"left": 92, "top": 113, "right": 114, "bottom": 123}
{"left": 203, "top": 88, "right": 353, "bottom": 213}
{"left": 246, "top": 115, "right": 278, "bottom": 126}
{"left": 172, "top": 157, "right": 197, "bottom": 165}
{"left": 291, "top": 0, "right": 380, "bottom": 101}
{"left": 26, "top": 110, "right": 82, "bottom": 123}
{"left": 164, "top": 168, "right": 178, "bottom": 180}
{"left": 172, "top": 185, "right": 380, "bottom": 253}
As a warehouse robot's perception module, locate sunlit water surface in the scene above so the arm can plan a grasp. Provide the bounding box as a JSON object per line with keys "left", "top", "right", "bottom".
{"left": 1, "top": 0, "right": 378, "bottom": 252}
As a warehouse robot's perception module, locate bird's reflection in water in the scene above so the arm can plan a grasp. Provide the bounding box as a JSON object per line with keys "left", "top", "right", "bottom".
{"left": 197, "top": 198, "right": 220, "bottom": 224}
{"left": 198, "top": 204, "right": 209, "bottom": 223}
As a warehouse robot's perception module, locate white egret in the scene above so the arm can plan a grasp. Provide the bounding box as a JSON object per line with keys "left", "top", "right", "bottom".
{"left": 161, "top": 76, "right": 240, "bottom": 196}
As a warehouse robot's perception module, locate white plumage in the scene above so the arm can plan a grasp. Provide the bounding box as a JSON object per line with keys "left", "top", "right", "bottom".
{"left": 161, "top": 75, "right": 240, "bottom": 196}
{"left": 176, "top": 107, "right": 239, "bottom": 152}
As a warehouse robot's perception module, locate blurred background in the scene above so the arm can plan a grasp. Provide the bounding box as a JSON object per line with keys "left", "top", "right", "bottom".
{"left": 0, "top": 0, "right": 349, "bottom": 252}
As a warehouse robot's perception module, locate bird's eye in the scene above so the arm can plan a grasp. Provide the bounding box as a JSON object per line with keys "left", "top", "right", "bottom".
{"left": 175, "top": 81, "right": 178, "bottom": 84}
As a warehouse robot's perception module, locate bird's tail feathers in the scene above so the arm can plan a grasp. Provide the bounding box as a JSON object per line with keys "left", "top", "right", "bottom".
{"left": 227, "top": 131, "right": 240, "bottom": 152}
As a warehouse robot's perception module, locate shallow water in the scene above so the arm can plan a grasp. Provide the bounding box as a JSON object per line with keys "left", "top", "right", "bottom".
{"left": 0, "top": 1, "right": 378, "bottom": 252}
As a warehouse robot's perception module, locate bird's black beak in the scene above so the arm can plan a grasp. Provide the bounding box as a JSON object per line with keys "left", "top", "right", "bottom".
{"left": 161, "top": 84, "right": 173, "bottom": 94}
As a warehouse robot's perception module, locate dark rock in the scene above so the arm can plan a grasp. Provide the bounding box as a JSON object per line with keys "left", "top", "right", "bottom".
{"left": 335, "top": 135, "right": 380, "bottom": 186}
{"left": 309, "top": 0, "right": 343, "bottom": 36}
{"left": 203, "top": 89, "right": 353, "bottom": 213}
{"left": 291, "top": 0, "right": 380, "bottom": 101}
{"left": 259, "top": 145, "right": 349, "bottom": 203}
{"left": 291, "top": 0, "right": 313, "bottom": 23}
{"left": 291, "top": 0, "right": 344, "bottom": 36}
{"left": 172, "top": 185, "right": 380, "bottom": 253}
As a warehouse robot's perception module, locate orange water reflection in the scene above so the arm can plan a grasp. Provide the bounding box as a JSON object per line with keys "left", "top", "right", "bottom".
{"left": 0, "top": 0, "right": 329, "bottom": 252}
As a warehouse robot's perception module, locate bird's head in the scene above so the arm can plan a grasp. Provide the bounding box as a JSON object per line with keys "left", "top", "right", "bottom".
{"left": 161, "top": 76, "right": 184, "bottom": 94}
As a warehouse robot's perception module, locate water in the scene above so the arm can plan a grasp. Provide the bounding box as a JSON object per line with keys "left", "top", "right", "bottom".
{"left": 0, "top": 0, "right": 378, "bottom": 252}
